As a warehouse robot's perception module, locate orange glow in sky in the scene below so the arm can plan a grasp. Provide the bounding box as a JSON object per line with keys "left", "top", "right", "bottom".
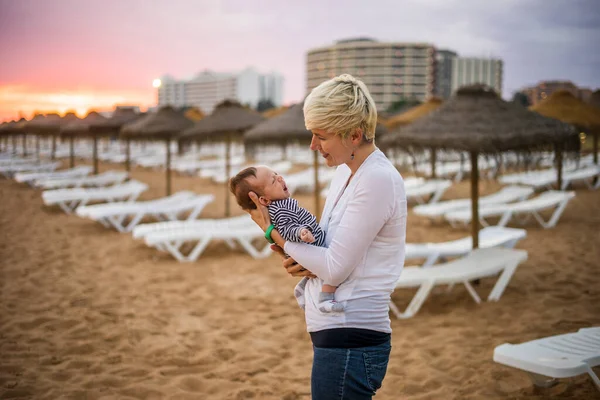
{"left": 0, "top": 85, "right": 154, "bottom": 121}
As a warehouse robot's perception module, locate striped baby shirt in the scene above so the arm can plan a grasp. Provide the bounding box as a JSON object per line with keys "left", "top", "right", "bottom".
{"left": 268, "top": 198, "right": 326, "bottom": 247}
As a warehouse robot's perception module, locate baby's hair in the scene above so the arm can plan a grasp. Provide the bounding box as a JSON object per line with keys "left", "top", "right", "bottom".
{"left": 229, "top": 167, "right": 263, "bottom": 210}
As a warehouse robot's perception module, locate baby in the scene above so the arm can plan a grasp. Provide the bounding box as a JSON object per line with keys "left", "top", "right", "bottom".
{"left": 229, "top": 165, "right": 344, "bottom": 313}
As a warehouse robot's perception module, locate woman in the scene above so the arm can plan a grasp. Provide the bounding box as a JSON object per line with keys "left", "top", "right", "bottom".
{"left": 246, "top": 74, "right": 407, "bottom": 399}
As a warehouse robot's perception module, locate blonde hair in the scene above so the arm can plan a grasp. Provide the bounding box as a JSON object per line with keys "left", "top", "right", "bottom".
{"left": 303, "top": 74, "right": 378, "bottom": 141}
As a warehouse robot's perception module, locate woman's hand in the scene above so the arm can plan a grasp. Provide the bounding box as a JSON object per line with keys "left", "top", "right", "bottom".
{"left": 246, "top": 191, "right": 271, "bottom": 231}
{"left": 270, "top": 245, "right": 317, "bottom": 278}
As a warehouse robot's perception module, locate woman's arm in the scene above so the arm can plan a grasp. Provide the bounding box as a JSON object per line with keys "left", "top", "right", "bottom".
{"left": 283, "top": 169, "right": 396, "bottom": 286}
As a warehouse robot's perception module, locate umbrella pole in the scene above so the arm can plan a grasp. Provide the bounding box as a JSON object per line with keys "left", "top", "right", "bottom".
{"left": 51, "top": 135, "right": 57, "bottom": 160}
{"left": 594, "top": 133, "right": 598, "bottom": 165}
{"left": 69, "top": 136, "right": 75, "bottom": 168}
{"left": 225, "top": 133, "right": 231, "bottom": 217}
{"left": 166, "top": 138, "right": 171, "bottom": 196}
{"left": 22, "top": 134, "right": 27, "bottom": 157}
{"left": 430, "top": 147, "right": 437, "bottom": 178}
{"left": 36, "top": 136, "right": 41, "bottom": 162}
{"left": 555, "top": 143, "right": 563, "bottom": 190}
{"left": 313, "top": 151, "right": 321, "bottom": 220}
{"left": 470, "top": 151, "right": 479, "bottom": 249}
{"left": 125, "top": 139, "right": 131, "bottom": 172}
{"left": 93, "top": 134, "right": 99, "bottom": 175}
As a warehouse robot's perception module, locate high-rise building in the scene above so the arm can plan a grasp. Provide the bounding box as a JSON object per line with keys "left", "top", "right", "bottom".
{"left": 435, "top": 50, "right": 457, "bottom": 99}
{"left": 521, "top": 81, "right": 593, "bottom": 106}
{"left": 451, "top": 57, "right": 503, "bottom": 95}
{"left": 306, "top": 38, "right": 436, "bottom": 111}
{"left": 156, "top": 67, "right": 284, "bottom": 113}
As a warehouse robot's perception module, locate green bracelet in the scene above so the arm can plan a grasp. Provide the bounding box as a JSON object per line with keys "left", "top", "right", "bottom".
{"left": 264, "top": 224, "right": 276, "bottom": 244}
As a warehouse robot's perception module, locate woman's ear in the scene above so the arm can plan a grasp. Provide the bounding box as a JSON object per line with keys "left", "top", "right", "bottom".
{"left": 352, "top": 128, "right": 363, "bottom": 145}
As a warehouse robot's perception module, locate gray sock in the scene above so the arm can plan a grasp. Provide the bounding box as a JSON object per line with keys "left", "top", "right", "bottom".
{"left": 319, "top": 292, "right": 335, "bottom": 303}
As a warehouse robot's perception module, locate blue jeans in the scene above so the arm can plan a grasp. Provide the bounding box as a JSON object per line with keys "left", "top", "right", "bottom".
{"left": 311, "top": 340, "right": 391, "bottom": 399}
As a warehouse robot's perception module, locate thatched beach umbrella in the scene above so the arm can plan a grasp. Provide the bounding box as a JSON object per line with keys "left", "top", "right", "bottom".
{"left": 88, "top": 108, "right": 140, "bottom": 174}
{"left": 60, "top": 111, "right": 107, "bottom": 168}
{"left": 381, "top": 85, "right": 578, "bottom": 248}
{"left": 531, "top": 90, "right": 600, "bottom": 165}
{"left": 385, "top": 98, "right": 443, "bottom": 130}
{"left": 261, "top": 105, "right": 289, "bottom": 119}
{"left": 0, "top": 118, "right": 27, "bottom": 155}
{"left": 180, "top": 100, "right": 266, "bottom": 216}
{"left": 384, "top": 98, "right": 443, "bottom": 177}
{"left": 121, "top": 106, "right": 195, "bottom": 195}
{"left": 28, "top": 112, "right": 79, "bottom": 161}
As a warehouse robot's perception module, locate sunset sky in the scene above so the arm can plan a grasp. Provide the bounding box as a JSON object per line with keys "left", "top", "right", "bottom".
{"left": 1, "top": 0, "right": 599, "bottom": 122}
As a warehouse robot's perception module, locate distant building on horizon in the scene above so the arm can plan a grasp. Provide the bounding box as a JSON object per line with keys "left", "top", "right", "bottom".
{"left": 451, "top": 57, "right": 503, "bottom": 96}
{"left": 434, "top": 49, "right": 457, "bottom": 99}
{"left": 521, "top": 80, "right": 593, "bottom": 106}
{"left": 156, "top": 67, "right": 284, "bottom": 113}
{"left": 306, "top": 38, "right": 436, "bottom": 111}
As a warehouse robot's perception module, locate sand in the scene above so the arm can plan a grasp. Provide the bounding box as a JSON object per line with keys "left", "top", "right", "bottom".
{"left": 1, "top": 160, "right": 599, "bottom": 400}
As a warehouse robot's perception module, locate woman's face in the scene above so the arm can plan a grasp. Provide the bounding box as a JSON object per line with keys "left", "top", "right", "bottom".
{"left": 309, "top": 129, "right": 351, "bottom": 167}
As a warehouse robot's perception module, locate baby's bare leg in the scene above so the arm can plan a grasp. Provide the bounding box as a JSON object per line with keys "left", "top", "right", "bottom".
{"left": 321, "top": 284, "right": 337, "bottom": 293}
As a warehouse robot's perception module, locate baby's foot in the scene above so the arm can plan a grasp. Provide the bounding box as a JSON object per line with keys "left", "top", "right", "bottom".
{"left": 318, "top": 292, "right": 344, "bottom": 314}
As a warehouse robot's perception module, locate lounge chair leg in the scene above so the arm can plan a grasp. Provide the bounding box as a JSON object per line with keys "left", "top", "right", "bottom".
{"left": 585, "top": 365, "right": 600, "bottom": 390}
{"left": 397, "top": 281, "right": 435, "bottom": 319}
{"left": 463, "top": 281, "right": 482, "bottom": 303}
{"left": 488, "top": 262, "right": 519, "bottom": 301}
{"left": 528, "top": 372, "right": 558, "bottom": 388}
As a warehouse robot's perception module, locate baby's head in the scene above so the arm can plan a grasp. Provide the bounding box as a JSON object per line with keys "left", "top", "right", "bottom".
{"left": 229, "top": 165, "right": 290, "bottom": 210}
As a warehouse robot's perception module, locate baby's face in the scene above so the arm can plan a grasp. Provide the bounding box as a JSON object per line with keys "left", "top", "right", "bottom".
{"left": 253, "top": 165, "right": 290, "bottom": 203}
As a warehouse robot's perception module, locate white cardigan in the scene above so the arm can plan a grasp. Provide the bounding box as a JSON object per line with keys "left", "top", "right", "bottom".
{"left": 284, "top": 149, "right": 407, "bottom": 333}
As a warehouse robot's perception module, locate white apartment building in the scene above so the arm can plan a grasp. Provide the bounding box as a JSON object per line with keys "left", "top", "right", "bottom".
{"left": 451, "top": 57, "right": 503, "bottom": 95}
{"left": 156, "top": 67, "right": 284, "bottom": 113}
{"left": 306, "top": 38, "right": 436, "bottom": 111}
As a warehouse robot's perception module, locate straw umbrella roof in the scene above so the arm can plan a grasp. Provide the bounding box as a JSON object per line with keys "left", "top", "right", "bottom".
{"left": 261, "top": 105, "right": 290, "bottom": 118}
{"left": 183, "top": 107, "right": 205, "bottom": 121}
{"left": 530, "top": 90, "right": 600, "bottom": 132}
{"left": 25, "top": 113, "right": 62, "bottom": 135}
{"left": 381, "top": 85, "right": 579, "bottom": 153}
{"left": 60, "top": 111, "right": 107, "bottom": 137}
{"left": 245, "top": 103, "right": 309, "bottom": 144}
{"left": 179, "top": 99, "right": 265, "bottom": 142}
{"left": 28, "top": 112, "right": 80, "bottom": 136}
{"left": 385, "top": 97, "right": 443, "bottom": 129}
{"left": 89, "top": 108, "right": 141, "bottom": 137}
{"left": 0, "top": 118, "right": 28, "bottom": 136}
{"left": 121, "top": 106, "right": 195, "bottom": 140}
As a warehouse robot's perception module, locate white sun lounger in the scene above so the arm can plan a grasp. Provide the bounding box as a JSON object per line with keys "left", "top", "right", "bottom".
{"left": 413, "top": 185, "right": 534, "bottom": 219}
{"left": 14, "top": 166, "right": 93, "bottom": 185}
{"left": 405, "top": 226, "right": 527, "bottom": 267}
{"left": 75, "top": 192, "right": 215, "bottom": 232}
{"left": 406, "top": 179, "right": 453, "bottom": 204}
{"left": 139, "top": 215, "right": 271, "bottom": 261}
{"left": 35, "top": 170, "right": 128, "bottom": 189}
{"left": 499, "top": 165, "right": 599, "bottom": 190}
{"left": 444, "top": 191, "right": 576, "bottom": 229}
{"left": 0, "top": 162, "right": 61, "bottom": 178}
{"left": 42, "top": 180, "right": 148, "bottom": 214}
{"left": 493, "top": 327, "right": 600, "bottom": 390}
{"left": 132, "top": 215, "right": 251, "bottom": 239}
{"left": 391, "top": 247, "right": 528, "bottom": 319}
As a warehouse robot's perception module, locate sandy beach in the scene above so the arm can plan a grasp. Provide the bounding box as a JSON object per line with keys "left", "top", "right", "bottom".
{"left": 1, "top": 160, "right": 599, "bottom": 399}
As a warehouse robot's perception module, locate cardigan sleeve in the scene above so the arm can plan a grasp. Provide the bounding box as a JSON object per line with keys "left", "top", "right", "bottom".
{"left": 284, "top": 168, "right": 396, "bottom": 286}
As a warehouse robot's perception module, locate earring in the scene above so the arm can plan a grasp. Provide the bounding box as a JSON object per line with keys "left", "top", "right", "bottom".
{"left": 351, "top": 149, "right": 355, "bottom": 161}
